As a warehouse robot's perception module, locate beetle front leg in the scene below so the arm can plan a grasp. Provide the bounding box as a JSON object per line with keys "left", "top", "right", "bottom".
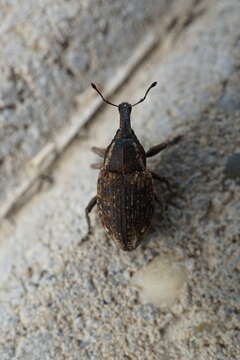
{"left": 146, "top": 135, "right": 182, "bottom": 158}
{"left": 151, "top": 172, "right": 173, "bottom": 193}
{"left": 85, "top": 195, "right": 97, "bottom": 234}
{"left": 91, "top": 146, "right": 106, "bottom": 158}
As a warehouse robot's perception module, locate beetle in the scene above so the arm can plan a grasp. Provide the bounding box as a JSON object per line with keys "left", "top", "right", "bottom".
{"left": 85, "top": 82, "right": 181, "bottom": 251}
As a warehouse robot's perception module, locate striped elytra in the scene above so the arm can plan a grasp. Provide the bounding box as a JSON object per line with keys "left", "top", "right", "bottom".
{"left": 97, "top": 168, "right": 154, "bottom": 251}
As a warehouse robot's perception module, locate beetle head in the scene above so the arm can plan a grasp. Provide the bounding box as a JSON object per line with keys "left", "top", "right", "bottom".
{"left": 118, "top": 102, "right": 132, "bottom": 114}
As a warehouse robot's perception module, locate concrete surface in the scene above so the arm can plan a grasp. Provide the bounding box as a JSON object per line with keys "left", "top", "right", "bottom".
{"left": 0, "top": 0, "right": 240, "bottom": 359}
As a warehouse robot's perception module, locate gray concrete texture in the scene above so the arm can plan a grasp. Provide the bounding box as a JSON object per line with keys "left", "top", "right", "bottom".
{"left": 0, "top": 0, "right": 173, "bottom": 203}
{"left": 0, "top": 0, "right": 240, "bottom": 359}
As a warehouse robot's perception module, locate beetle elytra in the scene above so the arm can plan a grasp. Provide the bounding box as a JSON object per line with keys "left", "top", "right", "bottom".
{"left": 85, "top": 82, "right": 181, "bottom": 251}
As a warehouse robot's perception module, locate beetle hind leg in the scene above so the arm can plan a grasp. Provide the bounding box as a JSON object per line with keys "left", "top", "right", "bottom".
{"left": 85, "top": 195, "right": 97, "bottom": 234}
{"left": 154, "top": 192, "right": 166, "bottom": 213}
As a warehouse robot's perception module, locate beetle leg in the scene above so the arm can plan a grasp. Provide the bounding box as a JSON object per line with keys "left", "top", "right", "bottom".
{"left": 146, "top": 135, "right": 182, "bottom": 158}
{"left": 168, "top": 198, "right": 182, "bottom": 209}
{"left": 91, "top": 146, "right": 106, "bottom": 158}
{"left": 154, "top": 192, "right": 161, "bottom": 204}
{"left": 153, "top": 173, "right": 184, "bottom": 210}
{"left": 151, "top": 172, "right": 174, "bottom": 194}
{"left": 154, "top": 192, "right": 165, "bottom": 213}
{"left": 85, "top": 195, "right": 97, "bottom": 234}
{"left": 90, "top": 162, "right": 103, "bottom": 169}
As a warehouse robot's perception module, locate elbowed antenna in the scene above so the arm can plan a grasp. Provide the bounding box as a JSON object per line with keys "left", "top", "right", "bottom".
{"left": 91, "top": 83, "right": 118, "bottom": 107}
{"left": 132, "top": 81, "right": 157, "bottom": 107}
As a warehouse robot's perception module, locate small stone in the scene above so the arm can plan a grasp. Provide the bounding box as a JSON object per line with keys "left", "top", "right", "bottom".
{"left": 132, "top": 255, "right": 187, "bottom": 308}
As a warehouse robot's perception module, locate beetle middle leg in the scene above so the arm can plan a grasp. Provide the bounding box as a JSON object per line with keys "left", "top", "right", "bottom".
{"left": 153, "top": 172, "right": 183, "bottom": 212}
{"left": 85, "top": 195, "right": 97, "bottom": 234}
{"left": 151, "top": 171, "right": 174, "bottom": 194}
{"left": 91, "top": 146, "right": 106, "bottom": 158}
{"left": 154, "top": 192, "right": 166, "bottom": 213}
{"left": 146, "top": 135, "right": 182, "bottom": 158}
{"left": 152, "top": 171, "right": 182, "bottom": 207}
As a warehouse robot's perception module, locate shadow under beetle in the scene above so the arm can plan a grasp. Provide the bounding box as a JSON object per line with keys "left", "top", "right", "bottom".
{"left": 86, "top": 82, "right": 181, "bottom": 251}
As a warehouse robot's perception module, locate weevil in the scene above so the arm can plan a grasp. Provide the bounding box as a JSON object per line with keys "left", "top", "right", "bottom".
{"left": 85, "top": 82, "right": 181, "bottom": 251}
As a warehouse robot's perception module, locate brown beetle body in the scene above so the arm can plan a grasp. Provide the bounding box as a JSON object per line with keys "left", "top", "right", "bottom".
{"left": 85, "top": 83, "right": 181, "bottom": 251}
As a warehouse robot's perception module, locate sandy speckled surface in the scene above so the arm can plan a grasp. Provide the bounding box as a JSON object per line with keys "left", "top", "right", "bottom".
{"left": 0, "top": 1, "right": 240, "bottom": 359}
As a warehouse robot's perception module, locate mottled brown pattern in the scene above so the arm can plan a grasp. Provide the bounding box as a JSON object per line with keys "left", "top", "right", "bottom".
{"left": 97, "top": 168, "right": 154, "bottom": 251}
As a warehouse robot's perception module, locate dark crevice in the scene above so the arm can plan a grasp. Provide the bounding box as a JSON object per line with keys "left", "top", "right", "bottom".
{"left": 0, "top": 103, "right": 16, "bottom": 111}
{"left": 182, "top": 8, "right": 206, "bottom": 28}
{"left": 58, "top": 38, "right": 70, "bottom": 51}
{"left": 8, "top": 68, "right": 32, "bottom": 105}
{"left": 66, "top": 67, "right": 75, "bottom": 78}
{"left": 167, "top": 16, "right": 178, "bottom": 32}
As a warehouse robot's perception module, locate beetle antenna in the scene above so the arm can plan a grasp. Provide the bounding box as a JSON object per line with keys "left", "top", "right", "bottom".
{"left": 132, "top": 82, "right": 157, "bottom": 107}
{"left": 91, "top": 83, "right": 118, "bottom": 107}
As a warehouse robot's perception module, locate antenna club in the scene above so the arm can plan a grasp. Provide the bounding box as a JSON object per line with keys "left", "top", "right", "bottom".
{"left": 132, "top": 81, "right": 158, "bottom": 107}
{"left": 91, "top": 82, "right": 118, "bottom": 107}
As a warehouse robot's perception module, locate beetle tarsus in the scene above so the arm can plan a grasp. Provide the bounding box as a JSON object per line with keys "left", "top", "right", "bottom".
{"left": 85, "top": 195, "right": 97, "bottom": 234}
{"left": 168, "top": 198, "right": 182, "bottom": 210}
